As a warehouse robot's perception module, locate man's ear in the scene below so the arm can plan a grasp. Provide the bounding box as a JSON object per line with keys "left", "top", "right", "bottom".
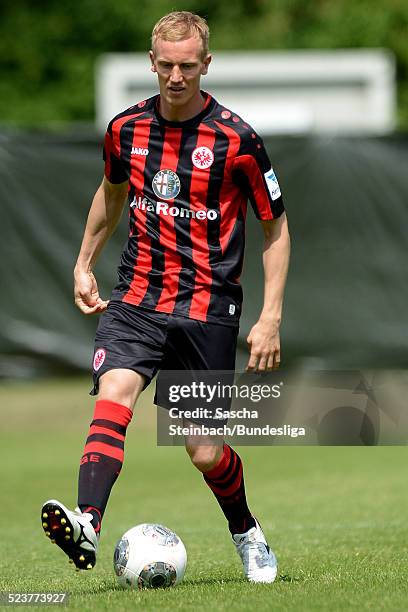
{"left": 149, "top": 50, "right": 156, "bottom": 73}
{"left": 201, "top": 53, "right": 212, "bottom": 76}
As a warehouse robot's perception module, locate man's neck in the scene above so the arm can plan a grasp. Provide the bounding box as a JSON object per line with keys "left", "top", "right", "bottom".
{"left": 158, "top": 91, "right": 205, "bottom": 122}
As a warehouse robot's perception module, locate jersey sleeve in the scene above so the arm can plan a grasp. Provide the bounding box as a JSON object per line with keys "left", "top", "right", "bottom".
{"left": 103, "top": 125, "right": 128, "bottom": 184}
{"left": 232, "top": 130, "right": 284, "bottom": 220}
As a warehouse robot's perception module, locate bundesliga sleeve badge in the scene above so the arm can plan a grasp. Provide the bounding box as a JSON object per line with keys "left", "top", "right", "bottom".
{"left": 264, "top": 168, "right": 282, "bottom": 201}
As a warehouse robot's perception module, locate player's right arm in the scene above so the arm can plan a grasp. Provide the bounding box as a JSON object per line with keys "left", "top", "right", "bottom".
{"left": 74, "top": 177, "right": 128, "bottom": 314}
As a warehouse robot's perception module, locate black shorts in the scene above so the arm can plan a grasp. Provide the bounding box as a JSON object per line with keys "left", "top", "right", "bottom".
{"left": 91, "top": 301, "right": 238, "bottom": 399}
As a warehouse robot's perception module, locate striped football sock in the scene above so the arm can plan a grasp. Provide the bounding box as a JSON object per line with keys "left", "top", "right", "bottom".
{"left": 77, "top": 399, "right": 133, "bottom": 531}
{"left": 203, "top": 444, "right": 256, "bottom": 535}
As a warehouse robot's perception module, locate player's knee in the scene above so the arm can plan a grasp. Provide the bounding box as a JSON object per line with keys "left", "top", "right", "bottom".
{"left": 185, "top": 444, "right": 221, "bottom": 473}
{"left": 98, "top": 369, "right": 144, "bottom": 409}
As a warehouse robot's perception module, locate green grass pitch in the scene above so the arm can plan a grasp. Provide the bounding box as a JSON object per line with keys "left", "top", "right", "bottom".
{"left": 0, "top": 378, "right": 407, "bottom": 611}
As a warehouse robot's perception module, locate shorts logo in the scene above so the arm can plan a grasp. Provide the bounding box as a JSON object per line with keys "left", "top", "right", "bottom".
{"left": 152, "top": 169, "right": 181, "bottom": 200}
{"left": 192, "top": 146, "right": 214, "bottom": 170}
{"left": 264, "top": 168, "right": 282, "bottom": 201}
{"left": 93, "top": 348, "right": 106, "bottom": 371}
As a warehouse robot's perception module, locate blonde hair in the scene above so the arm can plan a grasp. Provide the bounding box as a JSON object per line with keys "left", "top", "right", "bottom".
{"left": 151, "top": 11, "right": 209, "bottom": 59}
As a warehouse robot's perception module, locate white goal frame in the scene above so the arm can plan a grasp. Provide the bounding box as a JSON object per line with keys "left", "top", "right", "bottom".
{"left": 96, "top": 49, "right": 395, "bottom": 135}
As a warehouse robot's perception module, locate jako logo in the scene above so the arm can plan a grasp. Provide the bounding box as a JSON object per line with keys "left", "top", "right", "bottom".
{"left": 131, "top": 147, "right": 149, "bottom": 156}
{"left": 131, "top": 196, "right": 218, "bottom": 221}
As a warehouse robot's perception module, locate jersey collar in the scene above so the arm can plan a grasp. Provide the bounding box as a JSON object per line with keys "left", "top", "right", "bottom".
{"left": 154, "top": 91, "right": 215, "bottom": 128}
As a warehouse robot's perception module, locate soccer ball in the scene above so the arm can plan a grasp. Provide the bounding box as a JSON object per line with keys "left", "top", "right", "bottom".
{"left": 113, "top": 523, "right": 187, "bottom": 589}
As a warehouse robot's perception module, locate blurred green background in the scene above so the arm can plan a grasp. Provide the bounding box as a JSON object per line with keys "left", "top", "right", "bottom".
{"left": 1, "top": 5, "right": 407, "bottom": 609}
{"left": 1, "top": 1, "right": 408, "bottom": 377}
{"left": 1, "top": 0, "right": 408, "bottom": 129}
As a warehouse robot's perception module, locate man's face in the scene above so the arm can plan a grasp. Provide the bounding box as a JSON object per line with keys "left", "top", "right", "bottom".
{"left": 150, "top": 36, "right": 211, "bottom": 108}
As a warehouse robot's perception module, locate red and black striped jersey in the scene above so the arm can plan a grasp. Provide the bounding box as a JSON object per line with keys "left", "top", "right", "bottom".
{"left": 103, "top": 92, "right": 284, "bottom": 326}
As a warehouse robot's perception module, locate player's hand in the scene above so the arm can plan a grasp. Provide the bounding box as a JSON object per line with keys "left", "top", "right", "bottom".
{"left": 74, "top": 269, "right": 109, "bottom": 315}
{"left": 246, "top": 317, "right": 281, "bottom": 372}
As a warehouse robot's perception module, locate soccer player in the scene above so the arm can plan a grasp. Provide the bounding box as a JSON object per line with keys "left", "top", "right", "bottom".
{"left": 41, "top": 11, "right": 290, "bottom": 583}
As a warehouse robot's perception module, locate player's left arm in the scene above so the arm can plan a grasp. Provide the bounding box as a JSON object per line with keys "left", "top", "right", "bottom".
{"left": 232, "top": 125, "right": 290, "bottom": 370}
{"left": 246, "top": 213, "right": 290, "bottom": 371}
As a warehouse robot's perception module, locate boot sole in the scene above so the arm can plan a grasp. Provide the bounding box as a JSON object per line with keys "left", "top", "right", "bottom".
{"left": 41, "top": 501, "right": 96, "bottom": 570}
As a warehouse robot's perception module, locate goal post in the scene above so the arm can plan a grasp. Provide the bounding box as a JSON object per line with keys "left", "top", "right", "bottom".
{"left": 96, "top": 49, "right": 395, "bottom": 135}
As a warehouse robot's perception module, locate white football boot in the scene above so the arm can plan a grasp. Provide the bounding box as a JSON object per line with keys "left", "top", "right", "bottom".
{"left": 41, "top": 499, "right": 98, "bottom": 570}
{"left": 233, "top": 519, "right": 278, "bottom": 583}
